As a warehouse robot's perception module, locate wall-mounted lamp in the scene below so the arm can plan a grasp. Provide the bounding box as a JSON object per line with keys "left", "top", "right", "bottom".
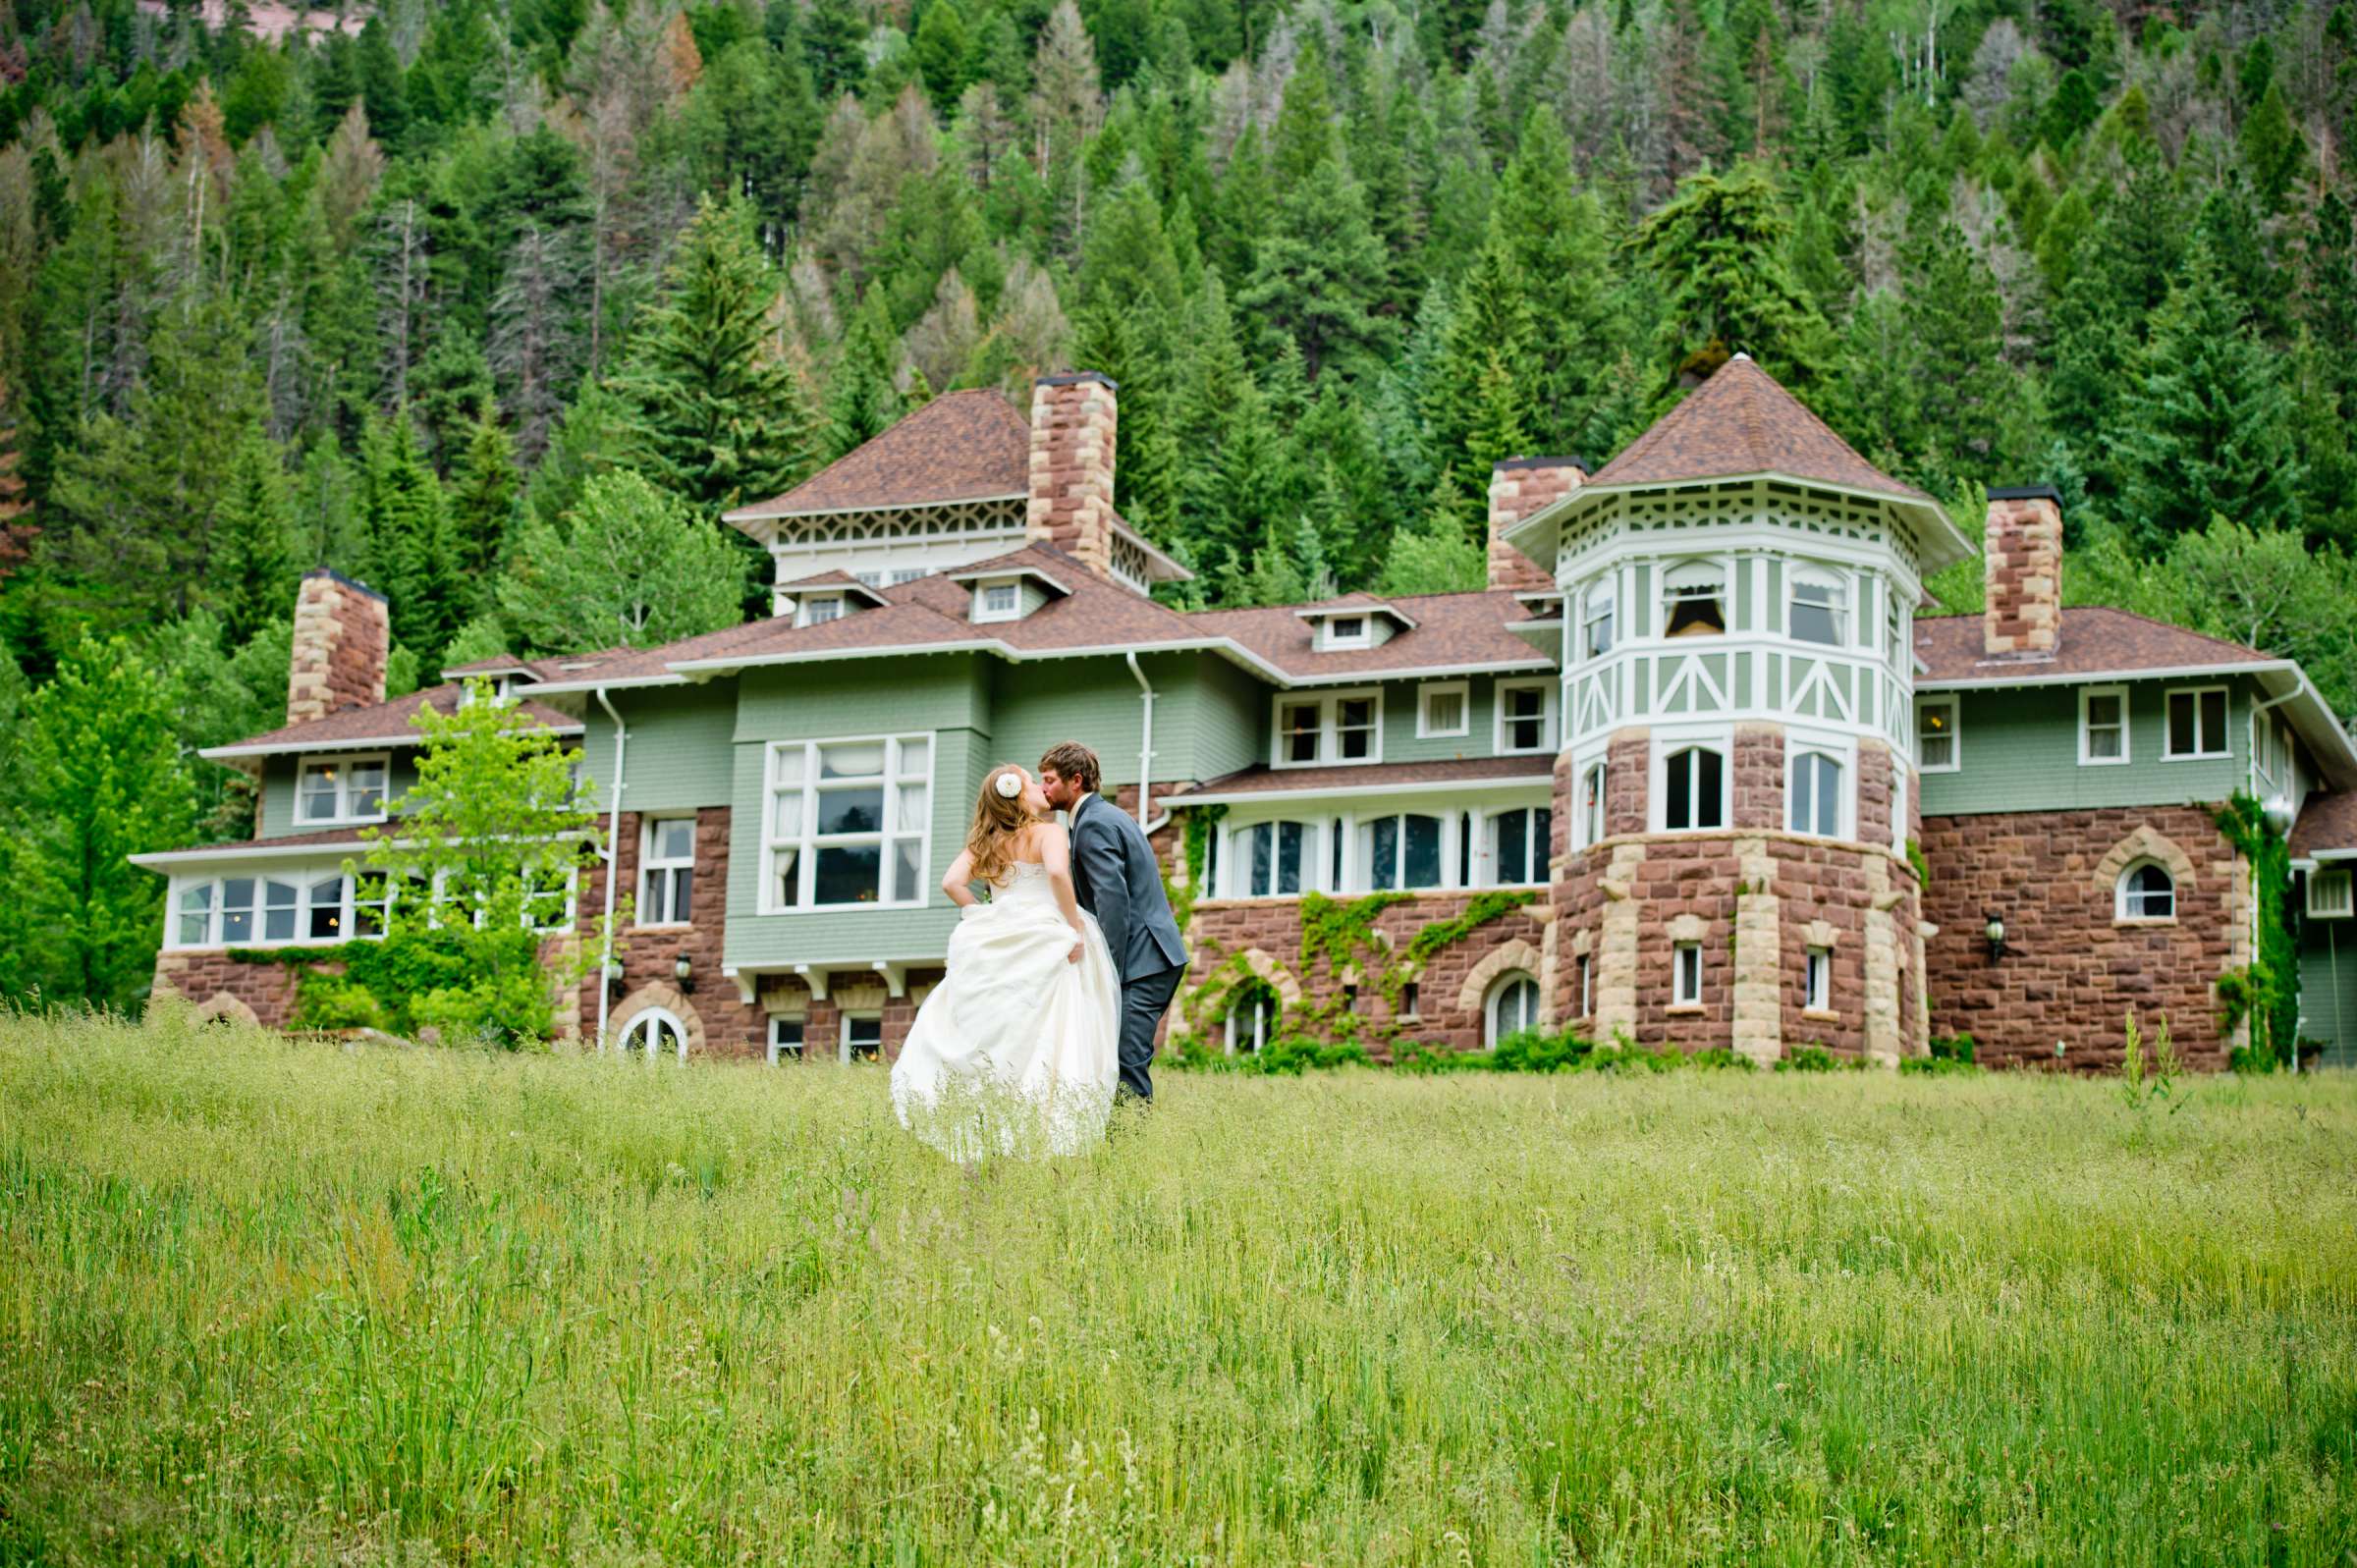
{"left": 674, "top": 952, "right": 694, "bottom": 993}
{"left": 1983, "top": 913, "right": 2006, "bottom": 962}
{"left": 604, "top": 957, "right": 626, "bottom": 1000}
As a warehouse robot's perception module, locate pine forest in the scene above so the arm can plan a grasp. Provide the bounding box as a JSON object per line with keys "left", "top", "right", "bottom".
{"left": 0, "top": 0, "right": 2354, "bottom": 1009}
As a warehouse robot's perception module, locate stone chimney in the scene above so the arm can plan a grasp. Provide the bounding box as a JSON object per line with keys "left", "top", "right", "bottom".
{"left": 287, "top": 568, "right": 390, "bottom": 727}
{"left": 1025, "top": 371, "right": 1118, "bottom": 576}
{"left": 1486, "top": 457, "right": 1586, "bottom": 592}
{"left": 1982, "top": 485, "right": 2062, "bottom": 659}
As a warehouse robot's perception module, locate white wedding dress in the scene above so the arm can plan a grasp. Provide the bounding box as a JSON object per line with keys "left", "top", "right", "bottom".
{"left": 890, "top": 861, "right": 1122, "bottom": 1159}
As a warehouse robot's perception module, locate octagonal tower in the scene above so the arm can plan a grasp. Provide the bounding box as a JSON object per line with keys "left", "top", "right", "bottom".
{"left": 1503, "top": 355, "right": 1978, "bottom": 1065}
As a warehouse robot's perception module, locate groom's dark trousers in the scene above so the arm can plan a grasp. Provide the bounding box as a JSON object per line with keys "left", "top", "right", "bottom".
{"left": 1069, "top": 791, "right": 1189, "bottom": 1104}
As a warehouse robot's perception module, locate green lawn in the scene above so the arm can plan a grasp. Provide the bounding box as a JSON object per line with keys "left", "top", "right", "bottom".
{"left": 3, "top": 1012, "right": 2353, "bottom": 1565}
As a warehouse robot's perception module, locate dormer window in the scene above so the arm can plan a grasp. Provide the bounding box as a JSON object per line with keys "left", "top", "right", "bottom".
{"left": 800, "top": 595, "right": 844, "bottom": 627}
{"left": 972, "top": 578, "right": 1022, "bottom": 623}
{"left": 1663, "top": 563, "right": 1726, "bottom": 637}
{"left": 1327, "top": 615, "right": 1370, "bottom": 648}
{"left": 1297, "top": 599, "right": 1413, "bottom": 651}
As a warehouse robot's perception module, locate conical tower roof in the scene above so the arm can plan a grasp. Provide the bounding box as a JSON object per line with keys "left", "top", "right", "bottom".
{"left": 1585, "top": 354, "right": 1928, "bottom": 501}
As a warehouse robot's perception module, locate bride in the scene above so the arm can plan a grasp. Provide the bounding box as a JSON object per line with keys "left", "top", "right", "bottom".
{"left": 890, "top": 764, "right": 1121, "bottom": 1159}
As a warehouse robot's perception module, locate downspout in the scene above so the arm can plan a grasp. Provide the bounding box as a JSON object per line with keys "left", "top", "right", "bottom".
{"left": 594, "top": 686, "right": 629, "bottom": 1053}
{"left": 2251, "top": 687, "right": 2302, "bottom": 1070}
{"left": 1125, "top": 651, "right": 1156, "bottom": 829}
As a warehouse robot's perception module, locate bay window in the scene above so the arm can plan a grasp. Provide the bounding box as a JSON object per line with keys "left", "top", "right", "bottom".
{"left": 170, "top": 872, "right": 370, "bottom": 948}
{"left": 1787, "top": 751, "right": 1842, "bottom": 838}
{"left": 1582, "top": 584, "right": 1615, "bottom": 659}
{"left": 296, "top": 754, "right": 389, "bottom": 824}
{"left": 1788, "top": 571, "right": 1846, "bottom": 646}
{"left": 763, "top": 734, "right": 932, "bottom": 910}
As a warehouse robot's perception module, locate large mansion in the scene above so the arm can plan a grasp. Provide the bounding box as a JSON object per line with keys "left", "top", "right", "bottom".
{"left": 136, "top": 359, "right": 2357, "bottom": 1071}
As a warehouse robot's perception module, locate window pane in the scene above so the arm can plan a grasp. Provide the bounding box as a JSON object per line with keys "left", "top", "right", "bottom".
{"left": 814, "top": 844, "right": 881, "bottom": 903}
{"left": 1402, "top": 815, "right": 1442, "bottom": 888}
{"left": 2087, "top": 694, "right": 2120, "bottom": 730}
{"left": 772, "top": 1020, "right": 804, "bottom": 1056}
{"left": 1248, "top": 822, "right": 1272, "bottom": 896}
{"left": 1788, "top": 760, "right": 1813, "bottom": 834}
{"left": 1790, "top": 583, "right": 1842, "bottom": 645}
{"left": 772, "top": 790, "right": 803, "bottom": 838}
{"left": 1277, "top": 821, "right": 1304, "bottom": 894}
{"left": 774, "top": 748, "right": 806, "bottom": 785}
{"left": 672, "top": 867, "right": 693, "bottom": 920}
{"left": 772, "top": 848, "right": 801, "bottom": 907}
{"left": 1337, "top": 698, "right": 1374, "bottom": 760}
{"left": 177, "top": 884, "right": 212, "bottom": 946}
{"left": 820, "top": 742, "right": 885, "bottom": 779}
{"left": 1535, "top": 809, "right": 1552, "bottom": 874}
{"left": 2167, "top": 692, "right": 2195, "bottom": 754}
{"left": 892, "top": 840, "right": 921, "bottom": 903}
{"left": 818, "top": 786, "right": 884, "bottom": 835}
{"left": 896, "top": 738, "right": 929, "bottom": 778}
{"left": 1370, "top": 817, "right": 1399, "bottom": 890}
{"left": 1697, "top": 749, "right": 1725, "bottom": 829}
{"left": 300, "top": 766, "right": 338, "bottom": 820}
{"left": 1426, "top": 690, "right": 1463, "bottom": 732}
{"left": 894, "top": 783, "right": 928, "bottom": 834}
{"left": 350, "top": 760, "right": 387, "bottom": 815}
{"left": 654, "top": 819, "right": 695, "bottom": 860}
{"left": 2200, "top": 690, "right": 2226, "bottom": 751}
{"left": 1282, "top": 704, "right": 1320, "bottom": 764}
{"left": 1497, "top": 809, "right": 1528, "bottom": 884}
{"left": 1668, "top": 750, "right": 1693, "bottom": 831}
{"left": 221, "top": 878, "right": 256, "bottom": 943}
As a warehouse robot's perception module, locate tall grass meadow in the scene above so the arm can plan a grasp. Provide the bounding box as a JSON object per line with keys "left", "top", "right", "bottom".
{"left": 2, "top": 1008, "right": 2353, "bottom": 1563}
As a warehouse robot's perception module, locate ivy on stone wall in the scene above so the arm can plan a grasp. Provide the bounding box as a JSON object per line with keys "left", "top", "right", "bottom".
{"left": 1163, "top": 803, "right": 1229, "bottom": 934}
{"left": 2213, "top": 792, "right": 2298, "bottom": 1070}
{"left": 226, "top": 928, "right": 549, "bottom": 1044}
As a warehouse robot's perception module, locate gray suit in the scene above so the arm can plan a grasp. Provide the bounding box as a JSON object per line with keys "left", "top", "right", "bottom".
{"left": 1069, "top": 792, "right": 1188, "bottom": 1102}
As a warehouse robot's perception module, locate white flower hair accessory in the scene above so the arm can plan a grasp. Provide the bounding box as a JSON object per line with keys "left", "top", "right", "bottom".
{"left": 995, "top": 770, "right": 1025, "bottom": 799}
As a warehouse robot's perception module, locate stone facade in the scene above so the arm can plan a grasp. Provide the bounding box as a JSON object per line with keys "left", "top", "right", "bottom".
{"left": 1179, "top": 889, "right": 1556, "bottom": 1056}
{"left": 1547, "top": 725, "right": 1926, "bottom": 1065}
{"left": 1486, "top": 457, "right": 1585, "bottom": 593}
{"left": 286, "top": 568, "right": 389, "bottom": 726}
{"left": 1919, "top": 805, "right": 2242, "bottom": 1071}
{"left": 1025, "top": 372, "right": 1119, "bottom": 577}
{"left": 153, "top": 947, "right": 305, "bottom": 1026}
{"left": 1981, "top": 488, "right": 2062, "bottom": 659}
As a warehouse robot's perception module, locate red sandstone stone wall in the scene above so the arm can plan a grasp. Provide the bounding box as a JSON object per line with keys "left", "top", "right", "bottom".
{"left": 154, "top": 948, "right": 307, "bottom": 1026}
{"left": 1604, "top": 731, "right": 1650, "bottom": 837}
{"left": 575, "top": 806, "right": 771, "bottom": 1057}
{"left": 1732, "top": 725, "right": 1783, "bottom": 831}
{"left": 1182, "top": 890, "right": 1551, "bottom": 1056}
{"left": 286, "top": 569, "right": 389, "bottom": 727}
{"left": 1486, "top": 459, "right": 1583, "bottom": 593}
{"left": 1920, "top": 805, "right": 2240, "bottom": 1070}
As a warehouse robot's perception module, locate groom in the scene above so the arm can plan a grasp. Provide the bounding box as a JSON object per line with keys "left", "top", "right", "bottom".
{"left": 1037, "top": 741, "right": 1188, "bottom": 1106}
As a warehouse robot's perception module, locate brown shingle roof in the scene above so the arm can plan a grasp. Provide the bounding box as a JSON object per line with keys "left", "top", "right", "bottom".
{"left": 725, "top": 389, "right": 1028, "bottom": 519}
{"left": 2290, "top": 791, "right": 2357, "bottom": 858}
{"left": 1180, "top": 756, "right": 1557, "bottom": 800}
{"left": 1191, "top": 590, "right": 1553, "bottom": 680}
{"left": 1916, "top": 607, "right": 2280, "bottom": 682}
{"left": 1586, "top": 354, "right": 1928, "bottom": 501}
{"left": 202, "top": 686, "right": 583, "bottom": 758}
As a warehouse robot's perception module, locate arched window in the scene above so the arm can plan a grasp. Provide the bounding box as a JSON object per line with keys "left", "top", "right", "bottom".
{"left": 1361, "top": 813, "right": 1445, "bottom": 890}
{"left": 1665, "top": 746, "right": 1726, "bottom": 831}
{"left": 1233, "top": 820, "right": 1313, "bottom": 897}
{"left": 1226, "top": 979, "right": 1281, "bottom": 1055}
{"left": 1579, "top": 762, "right": 1607, "bottom": 848}
{"left": 1788, "top": 751, "right": 1842, "bottom": 838}
{"left": 621, "top": 1007, "right": 688, "bottom": 1060}
{"left": 1788, "top": 570, "right": 1847, "bottom": 646}
{"left": 1488, "top": 807, "right": 1551, "bottom": 885}
{"left": 1486, "top": 973, "right": 1542, "bottom": 1046}
{"left": 2117, "top": 862, "right": 2175, "bottom": 921}
{"left": 1662, "top": 562, "right": 1726, "bottom": 637}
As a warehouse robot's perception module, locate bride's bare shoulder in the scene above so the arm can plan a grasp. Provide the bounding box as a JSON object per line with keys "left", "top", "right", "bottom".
{"left": 1014, "top": 820, "right": 1068, "bottom": 862}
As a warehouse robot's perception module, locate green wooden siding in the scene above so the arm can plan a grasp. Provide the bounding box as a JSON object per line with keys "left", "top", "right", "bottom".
{"left": 578, "top": 680, "right": 737, "bottom": 812}
{"left": 258, "top": 752, "right": 420, "bottom": 838}
{"left": 1917, "top": 678, "right": 2251, "bottom": 816}
{"left": 2299, "top": 908, "right": 2357, "bottom": 1067}
{"left": 1163, "top": 653, "right": 1266, "bottom": 781}
{"left": 733, "top": 656, "right": 991, "bottom": 742}
{"left": 987, "top": 654, "right": 1184, "bottom": 788}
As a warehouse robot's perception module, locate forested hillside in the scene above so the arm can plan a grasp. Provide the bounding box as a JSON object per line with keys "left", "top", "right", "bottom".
{"left": 0, "top": 0, "right": 2354, "bottom": 1008}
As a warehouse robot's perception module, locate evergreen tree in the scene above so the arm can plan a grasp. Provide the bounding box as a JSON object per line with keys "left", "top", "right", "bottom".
{"left": 2114, "top": 243, "right": 2302, "bottom": 553}
{"left": 1235, "top": 159, "right": 1398, "bottom": 380}
{"left": 1633, "top": 163, "right": 1829, "bottom": 393}
{"left": 824, "top": 294, "right": 909, "bottom": 461}
{"left": 449, "top": 412, "right": 520, "bottom": 587}
{"left": 212, "top": 432, "right": 298, "bottom": 645}
{"left": 610, "top": 196, "right": 819, "bottom": 514}
{"left": 358, "top": 409, "right": 465, "bottom": 662}
{"left": 496, "top": 469, "right": 745, "bottom": 653}
{"left": 1377, "top": 477, "right": 1488, "bottom": 596}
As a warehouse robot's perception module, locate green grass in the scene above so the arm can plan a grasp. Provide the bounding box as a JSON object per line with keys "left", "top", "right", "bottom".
{"left": 3, "top": 1012, "right": 2354, "bottom": 1565}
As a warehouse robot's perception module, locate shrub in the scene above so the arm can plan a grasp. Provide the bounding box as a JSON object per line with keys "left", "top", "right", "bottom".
{"left": 290, "top": 974, "right": 386, "bottom": 1032}
{"left": 1779, "top": 1044, "right": 1859, "bottom": 1072}
{"left": 1929, "top": 1032, "right": 1976, "bottom": 1063}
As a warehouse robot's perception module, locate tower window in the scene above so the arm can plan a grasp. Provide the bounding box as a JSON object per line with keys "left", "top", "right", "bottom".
{"left": 1663, "top": 564, "right": 1726, "bottom": 637}
{"left": 1672, "top": 943, "right": 1703, "bottom": 1006}
{"left": 1664, "top": 745, "right": 1726, "bottom": 831}
{"left": 1789, "top": 575, "right": 1846, "bottom": 645}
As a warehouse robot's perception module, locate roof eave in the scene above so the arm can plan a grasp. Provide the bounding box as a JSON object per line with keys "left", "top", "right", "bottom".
{"left": 1502, "top": 471, "right": 1973, "bottom": 578}
{"left": 1173, "top": 772, "right": 1558, "bottom": 806}
{"left": 723, "top": 490, "right": 1027, "bottom": 526}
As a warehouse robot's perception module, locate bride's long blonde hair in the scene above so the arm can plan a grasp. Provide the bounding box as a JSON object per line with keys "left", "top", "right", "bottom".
{"left": 964, "top": 764, "right": 1038, "bottom": 889}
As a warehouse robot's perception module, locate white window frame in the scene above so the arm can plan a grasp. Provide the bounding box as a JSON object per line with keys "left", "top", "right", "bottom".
{"left": 1271, "top": 688, "right": 1383, "bottom": 769}
{"left": 1226, "top": 983, "right": 1277, "bottom": 1054}
{"left": 1787, "top": 748, "right": 1846, "bottom": 839}
{"left": 295, "top": 752, "right": 391, "bottom": 826}
{"left": 1575, "top": 757, "right": 1608, "bottom": 850}
{"left": 1661, "top": 560, "right": 1727, "bottom": 638}
{"left": 1916, "top": 696, "right": 1959, "bottom": 774}
{"left": 1356, "top": 810, "right": 1453, "bottom": 892}
{"left": 797, "top": 593, "right": 845, "bottom": 627}
{"left": 2309, "top": 868, "right": 2354, "bottom": 920}
{"left": 637, "top": 815, "right": 697, "bottom": 927}
{"left": 1322, "top": 615, "right": 1372, "bottom": 650}
{"left": 1672, "top": 942, "right": 1703, "bottom": 1006}
{"left": 972, "top": 578, "right": 1021, "bottom": 622}
{"left": 767, "top": 1016, "right": 805, "bottom": 1063}
{"left": 1485, "top": 804, "right": 1552, "bottom": 887}
{"left": 619, "top": 1006, "right": 689, "bottom": 1061}
{"left": 840, "top": 1012, "right": 884, "bottom": 1063}
{"left": 1485, "top": 972, "right": 1542, "bottom": 1045}
{"left": 1575, "top": 953, "right": 1593, "bottom": 1018}
{"left": 1656, "top": 737, "right": 1730, "bottom": 833}
{"left": 168, "top": 870, "right": 373, "bottom": 949}
{"left": 1580, "top": 582, "right": 1616, "bottom": 661}
{"left": 760, "top": 733, "right": 934, "bottom": 914}
{"left": 1494, "top": 678, "right": 1557, "bottom": 755}
{"left": 1803, "top": 946, "right": 1831, "bottom": 1012}
{"left": 2165, "top": 685, "right": 2230, "bottom": 761}
{"left": 2115, "top": 861, "right": 2177, "bottom": 922}
{"left": 1787, "top": 568, "right": 1848, "bottom": 648}
{"left": 2079, "top": 684, "right": 2130, "bottom": 767}
{"left": 1224, "top": 818, "right": 1322, "bottom": 898}
{"left": 1416, "top": 679, "right": 1469, "bottom": 738}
